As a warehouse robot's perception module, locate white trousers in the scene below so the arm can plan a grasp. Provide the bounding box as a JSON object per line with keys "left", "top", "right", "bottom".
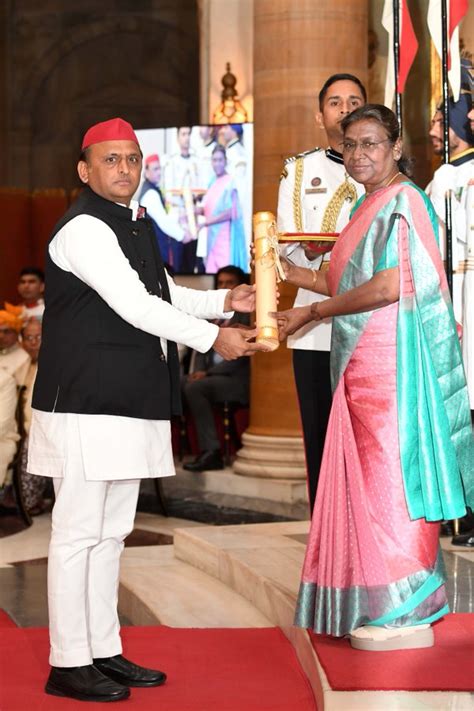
{"left": 48, "top": 463, "right": 140, "bottom": 667}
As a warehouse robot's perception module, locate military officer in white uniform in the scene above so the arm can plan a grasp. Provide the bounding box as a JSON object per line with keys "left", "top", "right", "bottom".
{"left": 277, "top": 73, "right": 366, "bottom": 513}
{"left": 220, "top": 124, "right": 252, "bottom": 245}
{"left": 426, "top": 85, "right": 473, "bottom": 340}
{"left": 426, "top": 64, "right": 474, "bottom": 547}
{"left": 163, "top": 127, "right": 201, "bottom": 272}
{"left": 196, "top": 125, "right": 218, "bottom": 188}
{"left": 162, "top": 126, "right": 201, "bottom": 192}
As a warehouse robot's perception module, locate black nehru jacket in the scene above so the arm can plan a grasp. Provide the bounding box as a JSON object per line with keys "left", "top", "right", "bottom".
{"left": 138, "top": 179, "right": 170, "bottom": 250}
{"left": 32, "top": 186, "right": 181, "bottom": 420}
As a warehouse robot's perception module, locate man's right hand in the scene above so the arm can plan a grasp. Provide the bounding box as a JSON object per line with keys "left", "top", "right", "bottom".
{"left": 213, "top": 327, "right": 269, "bottom": 360}
{"left": 182, "top": 229, "right": 195, "bottom": 244}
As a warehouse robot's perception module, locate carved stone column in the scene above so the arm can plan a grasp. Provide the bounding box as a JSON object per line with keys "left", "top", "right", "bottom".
{"left": 234, "top": 0, "right": 368, "bottom": 480}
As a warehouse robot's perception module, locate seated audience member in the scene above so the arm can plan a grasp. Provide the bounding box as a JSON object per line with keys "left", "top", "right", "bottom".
{"left": 17, "top": 317, "right": 46, "bottom": 514}
{"left": 0, "top": 368, "right": 19, "bottom": 491}
{"left": 17, "top": 267, "right": 45, "bottom": 318}
{"left": 0, "top": 304, "right": 30, "bottom": 384}
{"left": 183, "top": 266, "right": 250, "bottom": 472}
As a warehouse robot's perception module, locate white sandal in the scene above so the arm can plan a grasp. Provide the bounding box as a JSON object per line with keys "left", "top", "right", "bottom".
{"left": 349, "top": 624, "right": 434, "bottom": 651}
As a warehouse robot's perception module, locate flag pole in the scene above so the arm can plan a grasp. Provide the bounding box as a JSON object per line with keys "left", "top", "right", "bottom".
{"left": 393, "top": 0, "right": 403, "bottom": 132}
{"left": 441, "top": 0, "right": 457, "bottom": 537}
{"left": 441, "top": 0, "right": 453, "bottom": 296}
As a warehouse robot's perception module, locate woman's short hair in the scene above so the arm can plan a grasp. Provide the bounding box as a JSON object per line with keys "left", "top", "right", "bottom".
{"left": 341, "top": 104, "right": 413, "bottom": 176}
{"left": 212, "top": 144, "right": 227, "bottom": 159}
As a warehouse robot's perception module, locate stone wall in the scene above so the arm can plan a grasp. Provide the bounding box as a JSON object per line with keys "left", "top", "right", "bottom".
{"left": 0, "top": 0, "right": 199, "bottom": 189}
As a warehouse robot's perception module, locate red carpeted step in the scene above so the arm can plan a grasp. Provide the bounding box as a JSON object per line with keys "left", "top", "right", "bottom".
{"left": 310, "top": 613, "right": 474, "bottom": 691}
{"left": 0, "top": 609, "right": 17, "bottom": 628}
{"left": 0, "top": 626, "right": 316, "bottom": 710}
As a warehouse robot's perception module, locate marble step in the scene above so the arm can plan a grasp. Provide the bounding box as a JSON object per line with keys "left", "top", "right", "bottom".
{"left": 119, "top": 544, "right": 273, "bottom": 629}
{"left": 173, "top": 521, "right": 310, "bottom": 627}
{"left": 162, "top": 466, "right": 310, "bottom": 519}
{"left": 171, "top": 522, "right": 474, "bottom": 711}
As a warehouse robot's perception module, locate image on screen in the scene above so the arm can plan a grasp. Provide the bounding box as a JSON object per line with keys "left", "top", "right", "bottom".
{"left": 134, "top": 124, "right": 253, "bottom": 275}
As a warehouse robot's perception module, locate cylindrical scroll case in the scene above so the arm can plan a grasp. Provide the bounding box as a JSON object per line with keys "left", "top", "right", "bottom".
{"left": 253, "top": 211, "right": 279, "bottom": 351}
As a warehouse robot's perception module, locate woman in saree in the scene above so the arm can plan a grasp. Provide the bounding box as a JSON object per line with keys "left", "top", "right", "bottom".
{"left": 274, "top": 105, "right": 473, "bottom": 651}
{"left": 197, "top": 145, "right": 247, "bottom": 273}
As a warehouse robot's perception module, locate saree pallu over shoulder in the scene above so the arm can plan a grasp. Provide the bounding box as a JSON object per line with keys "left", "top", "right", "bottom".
{"left": 328, "top": 183, "right": 473, "bottom": 522}
{"left": 205, "top": 174, "right": 247, "bottom": 272}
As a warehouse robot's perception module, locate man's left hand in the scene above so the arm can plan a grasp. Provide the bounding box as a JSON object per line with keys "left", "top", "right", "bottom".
{"left": 224, "top": 284, "right": 256, "bottom": 313}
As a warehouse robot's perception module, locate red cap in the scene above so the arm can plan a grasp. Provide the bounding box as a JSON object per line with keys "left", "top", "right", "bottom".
{"left": 145, "top": 154, "right": 160, "bottom": 166}
{"left": 81, "top": 118, "right": 139, "bottom": 150}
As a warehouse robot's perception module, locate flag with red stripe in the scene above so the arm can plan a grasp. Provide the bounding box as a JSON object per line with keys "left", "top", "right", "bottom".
{"left": 382, "top": 0, "right": 419, "bottom": 110}
{"left": 427, "top": 0, "right": 468, "bottom": 100}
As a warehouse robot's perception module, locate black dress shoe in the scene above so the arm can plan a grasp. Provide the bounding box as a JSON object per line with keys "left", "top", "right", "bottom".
{"left": 452, "top": 529, "right": 474, "bottom": 547}
{"left": 93, "top": 654, "right": 167, "bottom": 688}
{"left": 183, "top": 450, "right": 224, "bottom": 472}
{"left": 440, "top": 520, "right": 454, "bottom": 537}
{"left": 441, "top": 511, "right": 474, "bottom": 538}
{"left": 45, "top": 664, "right": 130, "bottom": 702}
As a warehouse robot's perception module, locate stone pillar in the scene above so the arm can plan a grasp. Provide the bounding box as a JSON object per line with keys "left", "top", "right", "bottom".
{"left": 234, "top": 0, "right": 368, "bottom": 479}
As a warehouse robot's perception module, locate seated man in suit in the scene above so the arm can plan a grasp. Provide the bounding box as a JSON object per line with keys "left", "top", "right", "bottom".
{"left": 183, "top": 265, "right": 249, "bottom": 471}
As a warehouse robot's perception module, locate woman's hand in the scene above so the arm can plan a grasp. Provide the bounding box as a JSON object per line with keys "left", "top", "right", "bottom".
{"left": 269, "top": 305, "right": 313, "bottom": 341}
{"left": 279, "top": 257, "right": 327, "bottom": 293}
{"left": 279, "top": 256, "right": 300, "bottom": 283}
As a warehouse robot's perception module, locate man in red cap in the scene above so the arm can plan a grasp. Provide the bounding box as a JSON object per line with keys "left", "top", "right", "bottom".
{"left": 139, "top": 153, "right": 190, "bottom": 269}
{"left": 28, "top": 117, "right": 265, "bottom": 703}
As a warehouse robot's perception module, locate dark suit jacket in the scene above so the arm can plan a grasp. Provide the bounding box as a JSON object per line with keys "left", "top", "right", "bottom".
{"left": 191, "top": 312, "right": 250, "bottom": 378}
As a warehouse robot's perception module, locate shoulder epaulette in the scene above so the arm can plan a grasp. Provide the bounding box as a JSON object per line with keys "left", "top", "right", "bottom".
{"left": 284, "top": 147, "right": 321, "bottom": 164}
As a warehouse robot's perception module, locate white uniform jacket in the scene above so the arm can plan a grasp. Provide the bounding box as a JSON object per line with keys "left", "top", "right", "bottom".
{"left": 277, "top": 147, "right": 364, "bottom": 351}
{"left": 425, "top": 150, "right": 474, "bottom": 406}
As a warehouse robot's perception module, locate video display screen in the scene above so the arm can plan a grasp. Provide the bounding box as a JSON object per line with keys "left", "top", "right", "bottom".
{"left": 134, "top": 124, "right": 253, "bottom": 275}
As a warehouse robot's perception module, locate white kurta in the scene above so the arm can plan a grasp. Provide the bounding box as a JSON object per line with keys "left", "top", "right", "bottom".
{"left": 28, "top": 201, "right": 231, "bottom": 481}
{"left": 0, "top": 368, "right": 19, "bottom": 486}
{"left": 0, "top": 343, "right": 30, "bottom": 384}
{"left": 140, "top": 186, "right": 185, "bottom": 242}
{"left": 277, "top": 148, "right": 364, "bottom": 351}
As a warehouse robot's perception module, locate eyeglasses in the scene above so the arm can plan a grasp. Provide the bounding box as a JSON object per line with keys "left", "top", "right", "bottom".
{"left": 22, "top": 335, "right": 41, "bottom": 343}
{"left": 341, "top": 139, "right": 392, "bottom": 154}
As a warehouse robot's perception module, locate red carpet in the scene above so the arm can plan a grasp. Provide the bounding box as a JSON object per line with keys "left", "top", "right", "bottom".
{"left": 310, "top": 613, "right": 474, "bottom": 691}
{"left": 0, "top": 609, "right": 16, "bottom": 629}
{"left": 0, "top": 624, "right": 316, "bottom": 710}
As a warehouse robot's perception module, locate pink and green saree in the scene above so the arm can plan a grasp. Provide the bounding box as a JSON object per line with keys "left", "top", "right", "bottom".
{"left": 294, "top": 182, "right": 474, "bottom": 636}
{"left": 203, "top": 173, "right": 247, "bottom": 274}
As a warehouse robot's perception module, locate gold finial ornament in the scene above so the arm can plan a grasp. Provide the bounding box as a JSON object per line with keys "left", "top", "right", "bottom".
{"left": 212, "top": 62, "right": 248, "bottom": 124}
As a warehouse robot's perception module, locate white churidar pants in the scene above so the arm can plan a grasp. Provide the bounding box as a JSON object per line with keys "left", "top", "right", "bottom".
{"left": 48, "top": 464, "right": 140, "bottom": 667}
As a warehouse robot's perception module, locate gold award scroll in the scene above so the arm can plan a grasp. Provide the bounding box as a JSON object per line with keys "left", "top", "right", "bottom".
{"left": 253, "top": 211, "right": 280, "bottom": 351}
